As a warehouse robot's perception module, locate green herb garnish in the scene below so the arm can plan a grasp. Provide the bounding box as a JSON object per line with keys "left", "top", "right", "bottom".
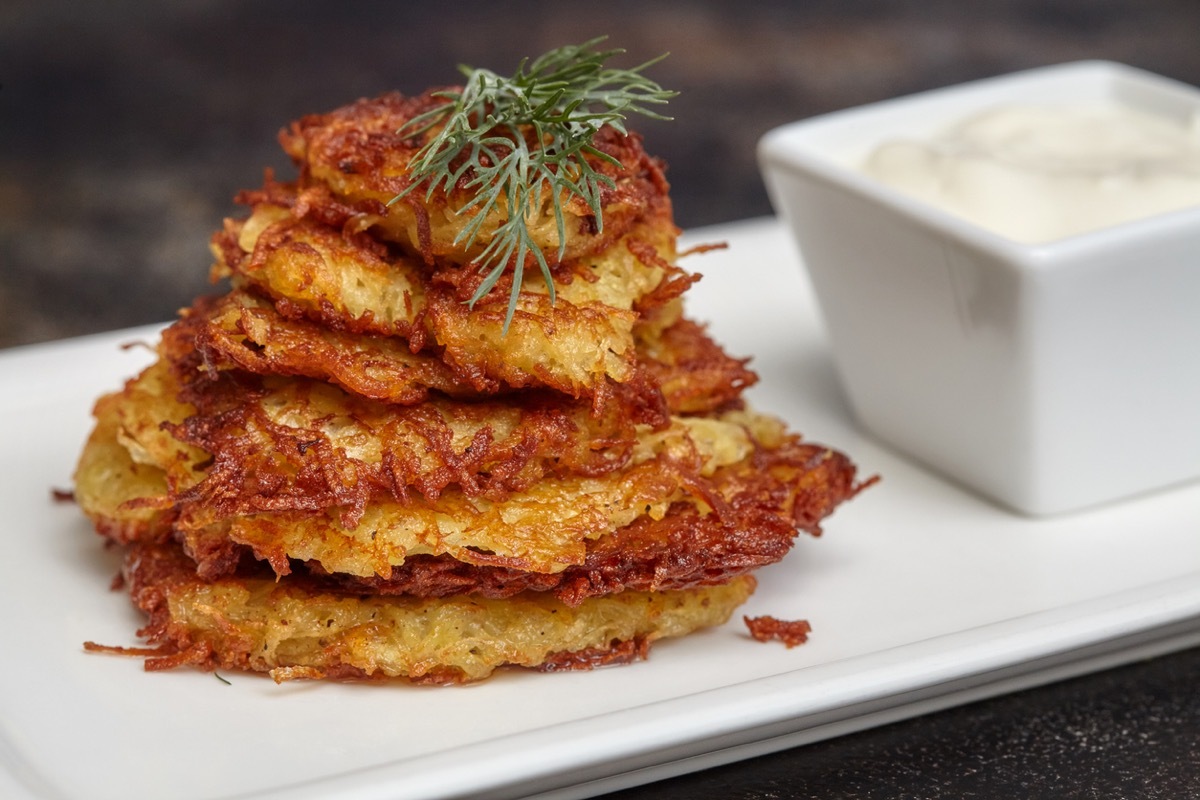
{"left": 390, "top": 37, "right": 675, "bottom": 331}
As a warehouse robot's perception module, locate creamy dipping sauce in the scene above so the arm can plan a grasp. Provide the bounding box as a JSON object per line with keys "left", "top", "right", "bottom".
{"left": 861, "top": 103, "right": 1200, "bottom": 243}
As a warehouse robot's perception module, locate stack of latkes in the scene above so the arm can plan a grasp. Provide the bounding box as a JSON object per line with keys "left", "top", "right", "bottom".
{"left": 74, "top": 90, "right": 866, "bottom": 684}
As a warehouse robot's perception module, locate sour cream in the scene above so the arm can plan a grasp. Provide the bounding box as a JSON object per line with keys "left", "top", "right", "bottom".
{"left": 862, "top": 103, "right": 1200, "bottom": 243}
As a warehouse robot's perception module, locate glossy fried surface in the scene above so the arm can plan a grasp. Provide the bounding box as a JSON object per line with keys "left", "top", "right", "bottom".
{"left": 744, "top": 615, "right": 813, "bottom": 648}
{"left": 186, "top": 290, "right": 491, "bottom": 402}
{"left": 78, "top": 381, "right": 864, "bottom": 600}
{"left": 168, "top": 413, "right": 765, "bottom": 579}
{"left": 73, "top": 391, "right": 174, "bottom": 545}
{"left": 74, "top": 82, "right": 873, "bottom": 685}
{"left": 638, "top": 317, "right": 758, "bottom": 414}
{"left": 309, "top": 426, "right": 865, "bottom": 605}
{"left": 278, "top": 90, "right": 671, "bottom": 268}
{"left": 111, "top": 540, "right": 754, "bottom": 684}
{"left": 210, "top": 181, "right": 685, "bottom": 398}
{"left": 209, "top": 199, "right": 425, "bottom": 339}
{"left": 122, "top": 333, "right": 680, "bottom": 522}
{"left": 80, "top": 374, "right": 804, "bottom": 577}
{"left": 183, "top": 288, "right": 754, "bottom": 417}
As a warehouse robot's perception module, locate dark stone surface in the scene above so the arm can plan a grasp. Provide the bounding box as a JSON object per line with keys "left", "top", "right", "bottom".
{"left": 4, "top": 2, "right": 1198, "bottom": 797}
{"left": 601, "top": 646, "right": 1200, "bottom": 800}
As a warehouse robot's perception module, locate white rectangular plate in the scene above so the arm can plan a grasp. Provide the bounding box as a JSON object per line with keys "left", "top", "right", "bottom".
{"left": 2, "top": 218, "right": 1198, "bottom": 800}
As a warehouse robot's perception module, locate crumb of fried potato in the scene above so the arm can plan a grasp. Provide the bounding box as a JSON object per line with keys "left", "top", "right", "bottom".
{"left": 744, "top": 615, "right": 812, "bottom": 648}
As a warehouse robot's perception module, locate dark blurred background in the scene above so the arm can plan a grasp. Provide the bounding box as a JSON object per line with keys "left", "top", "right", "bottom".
{"left": 6, "top": 0, "right": 1200, "bottom": 347}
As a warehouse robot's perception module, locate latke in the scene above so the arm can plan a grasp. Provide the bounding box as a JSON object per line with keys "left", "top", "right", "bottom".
{"left": 74, "top": 67, "right": 872, "bottom": 685}
{"left": 210, "top": 179, "right": 685, "bottom": 398}
{"left": 106, "top": 540, "right": 753, "bottom": 684}
{"left": 278, "top": 91, "right": 671, "bottom": 268}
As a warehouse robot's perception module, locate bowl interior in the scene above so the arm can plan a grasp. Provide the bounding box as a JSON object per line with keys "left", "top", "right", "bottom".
{"left": 760, "top": 60, "right": 1200, "bottom": 258}
{"left": 770, "top": 61, "right": 1200, "bottom": 168}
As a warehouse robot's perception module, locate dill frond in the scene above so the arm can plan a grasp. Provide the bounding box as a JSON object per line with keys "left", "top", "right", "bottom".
{"left": 390, "top": 37, "right": 674, "bottom": 331}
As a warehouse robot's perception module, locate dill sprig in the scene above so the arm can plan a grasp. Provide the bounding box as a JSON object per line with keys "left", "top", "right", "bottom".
{"left": 390, "top": 37, "right": 675, "bottom": 331}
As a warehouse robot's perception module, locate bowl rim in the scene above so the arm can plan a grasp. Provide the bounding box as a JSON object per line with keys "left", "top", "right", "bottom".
{"left": 757, "top": 59, "right": 1200, "bottom": 267}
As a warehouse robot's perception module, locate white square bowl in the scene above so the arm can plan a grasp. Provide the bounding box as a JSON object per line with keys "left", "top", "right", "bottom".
{"left": 758, "top": 61, "right": 1200, "bottom": 516}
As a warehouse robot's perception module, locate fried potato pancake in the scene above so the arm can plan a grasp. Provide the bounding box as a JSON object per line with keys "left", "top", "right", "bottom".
{"left": 183, "top": 288, "right": 753, "bottom": 417}
{"left": 179, "top": 457, "right": 685, "bottom": 580}
{"left": 80, "top": 372, "right": 772, "bottom": 575}
{"left": 111, "top": 353, "right": 684, "bottom": 526}
{"left": 311, "top": 428, "right": 865, "bottom": 606}
{"left": 638, "top": 317, "right": 758, "bottom": 414}
{"left": 75, "top": 366, "right": 864, "bottom": 589}
{"left": 210, "top": 201, "right": 424, "bottom": 339}
{"left": 75, "top": 80, "right": 873, "bottom": 686}
{"left": 108, "top": 540, "right": 754, "bottom": 684}
{"left": 277, "top": 90, "right": 671, "bottom": 268}
{"left": 73, "top": 392, "right": 174, "bottom": 544}
{"left": 77, "top": 390, "right": 865, "bottom": 606}
{"left": 186, "top": 291, "right": 493, "bottom": 402}
{"left": 178, "top": 419, "right": 744, "bottom": 580}
{"left": 210, "top": 181, "right": 686, "bottom": 397}
{"left": 85, "top": 392, "right": 860, "bottom": 597}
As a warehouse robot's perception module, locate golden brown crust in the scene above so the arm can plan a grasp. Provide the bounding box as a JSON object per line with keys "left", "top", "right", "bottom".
{"left": 744, "top": 615, "right": 813, "bottom": 648}
{"left": 147, "top": 309, "right": 679, "bottom": 513}
{"left": 173, "top": 437, "right": 703, "bottom": 579}
{"left": 114, "top": 358, "right": 658, "bottom": 524}
{"left": 73, "top": 390, "right": 176, "bottom": 545}
{"left": 210, "top": 180, "right": 683, "bottom": 399}
{"left": 277, "top": 90, "right": 672, "bottom": 268}
{"left": 184, "top": 290, "right": 493, "bottom": 402}
{"left": 177, "top": 285, "right": 757, "bottom": 420}
{"left": 109, "top": 539, "right": 754, "bottom": 684}
{"left": 75, "top": 82, "right": 874, "bottom": 686}
{"left": 305, "top": 434, "right": 865, "bottom": 605}
{"left": 638, "top": 317, "right": 758, "bottom": 415}
{"left": 210, "top": 196, "right": 424, "bottom": 339}
{"left": 75, "top": 365, "right": 864, "bottom": 597}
